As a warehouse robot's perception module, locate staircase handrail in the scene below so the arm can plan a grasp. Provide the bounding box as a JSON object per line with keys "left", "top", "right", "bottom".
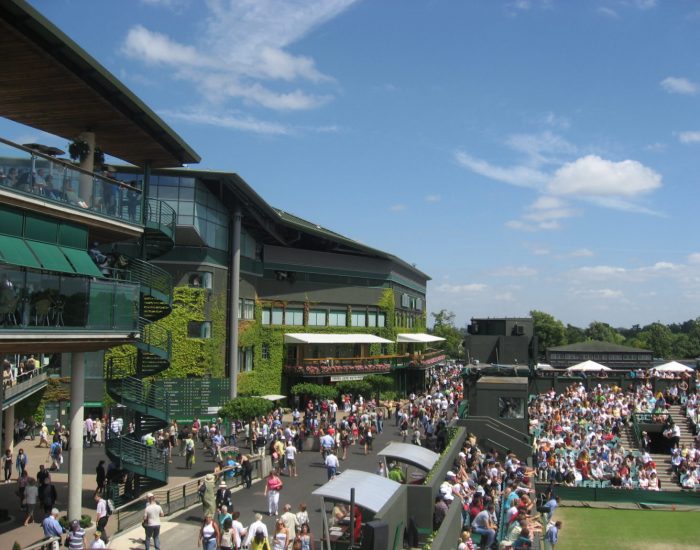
{"left": 106, "top": 435, "right": 168, "bottom": 475}
{"left": 138, "top": 317, "right": 172, "bottom": 357}
{"left": 111, "top": 376, "right": 171, "bottom": 418}
{"left": 128, "top": 257, "right": 173, "bottom": 299}
{"left": 146, "top": 198, "right": 177, "bottom": 235}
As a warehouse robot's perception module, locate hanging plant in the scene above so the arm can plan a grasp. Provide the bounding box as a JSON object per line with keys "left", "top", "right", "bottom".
{"left": 68, "top": 139, "right": 105, "bottom": 167}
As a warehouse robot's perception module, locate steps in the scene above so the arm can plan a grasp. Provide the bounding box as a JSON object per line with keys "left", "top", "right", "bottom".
{"left": 647, "top": 405, "right": 694, "bottom": 491}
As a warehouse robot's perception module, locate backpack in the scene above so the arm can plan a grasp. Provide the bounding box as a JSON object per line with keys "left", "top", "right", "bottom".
{"left": 107, "top": 499, "right": 115, "bottom": 516}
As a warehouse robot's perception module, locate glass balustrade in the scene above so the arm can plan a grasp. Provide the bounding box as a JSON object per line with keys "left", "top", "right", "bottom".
{"left": 0, "top": 265, "right": 139, "bottom": 331}
{"left": 0, "top": 138, "right": 142, "bottom": 225}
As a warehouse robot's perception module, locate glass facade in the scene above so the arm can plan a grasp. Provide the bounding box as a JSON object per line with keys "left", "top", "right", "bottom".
{"left": 0, "top": 265, "right": 139, "bottom": 331}
{"left": 308, "top": 309, "right": 327, "bottom": 326}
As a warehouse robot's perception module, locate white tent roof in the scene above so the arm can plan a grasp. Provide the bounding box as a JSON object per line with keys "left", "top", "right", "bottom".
{"left": 377, "top": 442, "right": 440, "bottom": 471}
{"left": 396, "top": 333, "right": 446, "bottom": 344}
{"left": 283, "top": 333, "right": 393, "bottom": 345}
{"left": 259, "top": 394, "right": 287, "bottom": 401}
{"left": 312, "top": 469, "right": 402, "bottom": 513}
{"left": 567, "top": 360, "right": 611, "bottom": 371}
{"left": 651, "top": 361, "right": 694, "bottom": 372}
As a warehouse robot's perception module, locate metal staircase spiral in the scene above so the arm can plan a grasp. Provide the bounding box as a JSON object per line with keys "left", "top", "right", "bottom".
{"left": 104, "top": 199, "right": 177, "bottom": 501}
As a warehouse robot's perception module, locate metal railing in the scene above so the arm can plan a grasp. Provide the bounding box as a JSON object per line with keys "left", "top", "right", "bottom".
{"left": 110, "top": 376, "right": 171, "bottom": 420}
{"left": 128, "top": 258, "right": 172, "bottom": 299}
{"left": 145, "top": 198, "right": 176, "bottom": 238}
{"left": 138, "top": 317, "right": 172, "bottom": 359}
{"left": 106, "top": 436, "right": 169, "bottom": 477}
{"left": 110, "top": 456, "right": 264, "bottom": 534}
{"left": 0, "top": 137, "right": 142, "bottom": 225}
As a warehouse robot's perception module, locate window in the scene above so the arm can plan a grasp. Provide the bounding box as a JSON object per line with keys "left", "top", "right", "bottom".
{"left": 378, "top": 312, "right": 386, "bottom": 327}
{"left": 328, "top": 310, "right": 346, "bottom": 327}
{"left": 187, "top": 271, "right": 212, "bottom": 289}
{"left": 416, "top": 298, "right": 423, "bottom": 311}
{"left": 308, "top": 309, "right": 327, "bottom": 326}
{"left": 238, "top": 298, "right": 255, "bottom": 320}
{"left": 351, "top": 311, "right": 366, "bottom": 327}
{"left": 262, "top": 344, "right": 270, "bottom": 360}
{"left": 285, "top": 308, "right": 304, "bottom": 326}
{"left": 271, "top": 307, "right": 283, "bottom": 325}
{"left": 187, "top": 321, "right": 211, "bottom": 339}
{"left": 367, "top": 311, "right": 377, "bottom": 327}
{"left": 401, "top": 293, "right": 410, "bottom": 308}
{"left": 238, "top": 347, "right": 253, "bottom": 372}
{"left": 262, "top": 308, "right": 271, "bottom": 325}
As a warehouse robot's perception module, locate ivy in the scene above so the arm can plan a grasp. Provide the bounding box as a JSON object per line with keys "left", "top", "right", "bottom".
{"left": 290, "top": 383, "right": 339, "bottom": 400}
{"left": 218, "top": 396, "right": 273, "bottom": 421}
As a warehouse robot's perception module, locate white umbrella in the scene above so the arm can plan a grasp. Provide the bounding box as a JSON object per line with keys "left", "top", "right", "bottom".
{"left": 651, "top": 361, "right": 693, "bottom": 373}
{"left": 567, "top": 360, "right": 611, "bottom": 372}
{"left": 259, "top": 394, "right": 287, "bottom": 401}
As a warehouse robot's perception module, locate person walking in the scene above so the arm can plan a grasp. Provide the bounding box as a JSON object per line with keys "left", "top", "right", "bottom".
{"left": 264, "top": 471, "right": 283, "bottom": 517}
{"left": 95, "top": 460, "right": 106, "bottom": 496}
{"left": 272, "top": 518, "right": 289, "bottom": 550}
{"left": 297, "top": 522, "right": 315, "bottom": 550}
{"left": 2, "top": 448, "right": 11, "bottom": 482}
{"left": 94, "top": 494, "right": 110, "bottom": 544}
{"left": 143, "top": 492, "right": 164, "bottom": 550}
{"left": 41, "top": 508, "right": 65, "bottom": 549}
{"left": 40, "top": 477, "right": 57, "bottom": 516}
{"left": 66, "top": 519, "right": 87, "bottom": 550}
{"left": 15, "top": 448, "right": 27, "bottom": 478}
{"left": 544, "top": 521, "right": 562, "bottom": 550}
{"left": 241, "top": 455, "right": 253, "bottom": 489}
{"left": 324, "top": 449, "right": 340, "bottom": 480}
{"left": 89, "top": 531, "right": 106, "bottom": 549}
{"left": 198, "top": 512, "right": 220, "bottom": 550}
{"left": 244, "top": 513, "right": 269, "bottom": 549}
{"left": 185, "top": 432, "right": 196, "bottom": 469}
{"left": 23, "top": 477, "right": 39, "bottom": 525}
{"left": 219, "top": 516, "right": 240, "bottom": 550}
{"left": 285, "top": 439, "right": 298, "bottom": 477}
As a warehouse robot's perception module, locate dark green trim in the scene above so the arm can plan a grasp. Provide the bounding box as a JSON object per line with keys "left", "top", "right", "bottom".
{"left": 60, "top": 246, "right": 103, "bottom": 277}
{"left": 0, "top": 234, "right": 42, "bottom": 269}
{"left": 26, "top": 240, "right": 75, "bottom": 274}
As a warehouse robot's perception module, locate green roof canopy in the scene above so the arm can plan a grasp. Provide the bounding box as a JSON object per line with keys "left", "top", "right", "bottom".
{"left": 60, "top": 246, "right": 102, "bottom": 277}
{"left": 26, "top": 240, "right": 75, "bottom": 274}
{"left": 0, "top": 234, "right": 41, "bottom": 269}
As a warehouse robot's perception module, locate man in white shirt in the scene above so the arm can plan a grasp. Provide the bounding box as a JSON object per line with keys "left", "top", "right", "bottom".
{"left": 325, "top": 449, "right": 340, "bottom": 480}
{"left": 243, "top": 513, "right": 268, "bottom": 548}
{"left": 94, "top": 494, "right": 109, "bottom": 543}
{"left": 285, "top": 440, "right": 298, "bottom": 477}
{"left": 143, "top": 493, "right": 164, "bottom": 550}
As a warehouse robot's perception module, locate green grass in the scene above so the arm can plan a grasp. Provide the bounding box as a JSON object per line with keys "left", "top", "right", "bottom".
{"left": 555, "top": 507, "right": 700, "bottom": 549}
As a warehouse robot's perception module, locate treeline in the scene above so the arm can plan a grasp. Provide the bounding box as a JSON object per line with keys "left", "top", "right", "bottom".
{"left": 531, "top": 310, "right": 700, "bottom": 360}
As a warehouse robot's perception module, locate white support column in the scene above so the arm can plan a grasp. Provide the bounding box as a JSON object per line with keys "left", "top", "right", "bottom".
{"left": 78, "top": 131, "right": 95, "bottom": 206}
{"left": 68, "top": 352, "right": 85, "bottom": 522}
{"left": 229, "top": 207, "right": 242, "bottom": 399}
{"left": 3, "top": 405, "right": 14, "bottom": 454}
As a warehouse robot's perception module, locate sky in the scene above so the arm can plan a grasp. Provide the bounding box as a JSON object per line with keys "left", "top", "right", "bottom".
{"left": 7, "top": 0, "right": 700, "bottom": 329}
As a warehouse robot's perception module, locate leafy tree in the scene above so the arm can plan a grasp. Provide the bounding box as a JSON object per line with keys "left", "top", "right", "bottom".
{"left": 566, "top": 324, "right": 586, "bottom": 344}
{"left": 364, "top": 374, "right": 393, "bottom": 402}
{"left": 335, "top": 380, "right": 372, "bottom": 397}
{"left": 586, "top": 321, "right": 624, "bottom": 344}
{"left": 431, "top": 309, "right": 464, "bottom": 358}
{"left": 290, "top": 383, "right": 338, "bottom": 401}
{"left": 218, "top": 396, "right": 273, "bottom": 421}
{"left": 530, "top": 310, "right": 567, "bottom": 356}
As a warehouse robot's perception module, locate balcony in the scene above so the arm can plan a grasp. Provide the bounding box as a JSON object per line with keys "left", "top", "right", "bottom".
{"left": 416, "top": 351, "right": 448, "bottom": 367}
{"left": 284, "top": 354, "right": 411, "bottom": 377}
{"left": 0, "top": 138, "right": 142, "bottom": 233}
{"left": 2, "top": 362, "right": 50, "bottom": 410}
{"left": 0, "top": 264, "right": 139, "bottom": 352}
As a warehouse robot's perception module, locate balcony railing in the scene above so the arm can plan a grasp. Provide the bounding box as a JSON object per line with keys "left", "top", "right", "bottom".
{"left": 285, "top": 354, "right": 411, "bottom": 376}
{"left": 417, "top": 351, "right": 448, "bottom": 366}
{"left": 0, "top": 265, "right": 139, "bottom": 331}
{"left": 0, "top": 137, "right": 142, "bottom": 225}
{"left": 2, "top": 363, "right": 49, "bottom": 403}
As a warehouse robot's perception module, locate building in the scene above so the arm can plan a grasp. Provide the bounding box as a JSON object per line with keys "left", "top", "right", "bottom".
{"left": 106, "top": 166, "right": 436, "bottom": 399}
{"left": 546, "top": 340, "right": 653, "bottom": 369}
{"left": 0, "top": 0, "right": 199, "bottom": 517}
{"left": 463, "top": 317, "right": 537, "bottom": 365}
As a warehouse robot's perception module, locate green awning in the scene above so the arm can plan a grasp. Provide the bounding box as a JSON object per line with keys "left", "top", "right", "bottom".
{"left": 0, "top": 234, "right": 42, "bottom": 269}
{"left": 25, "top": 240, "right": 75, "bottom": 274}
{"left": 60, "top": 246, "right": 103, "bottom": 277}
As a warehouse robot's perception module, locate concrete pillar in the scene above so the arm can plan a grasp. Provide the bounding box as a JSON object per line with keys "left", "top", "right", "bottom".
{"left": 3, "top": 405, "right": 14, "bottom": 454}
{"left": 78, "top": 131, "right": 95, "bottom": 206}
{"left": 228, "top": 207, "right": 242, "bottom": 399}
{"left": 68, "top": 352, "right": 85, "bottom": 522}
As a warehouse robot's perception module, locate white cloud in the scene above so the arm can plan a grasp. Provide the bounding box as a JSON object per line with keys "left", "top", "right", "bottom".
{"left": 390, "top": 203, "right": 407, "bottom": 212}
{"left": 505, "top": 131, "right": 577, "bottom": 165}
{"left": 577, "top": 265, "right": 627, "bottom": 276}
{"left": 642, "top": 261, "right": 681, "bottom": 272}
{"left": 569, "top": 248, "right": 594, "bottom": 257}
{"left": 541, "top": 112, "right": 571, "bottom": 129}
{"left": 122, "top": 1, "right": 359, "bottom": 113}
{"left": 573, "top": 288, "right": 624, "bottom": 299}
{"left": 633, "top": 0, "right": 657, "bottom": 10}
{"left": 677, "top": 131, "right": 700, "bottom": 144}
{"left": 660, "top": 77, "right": 698, "bottom": 95}
{"left": 424, "top": 194, "right": 441, "bottom": 203}
{"left": 436, "top": 283, "right": 487, "bottom": 293}
{"left": 597, "top": 7, "right": 619, "bottom": 18}
{"left": 687, "top": 253, "right": 700, "bottom": 265}
{"left": 491, "top": 266, "right": 538, "bottom": 277}
{"left": 532, "top": 247, "right": 550, "bottom": 256}
{"left": 160, "top": 108, "right": 291, "bottom": 135}
{"left": 645, "top": 142, "right": 666, "bottom": 152}
{"left": 454, "top": 151, "right": 548, "bottom": 188}
{"left": 494, "top": 291, "right": 515, "bottom": 301}
{"left": 548, "top": 155, "right": 661, "bottom": 198}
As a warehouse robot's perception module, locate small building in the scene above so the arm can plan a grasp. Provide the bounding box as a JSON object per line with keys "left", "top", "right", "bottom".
{"left": 546, "top": 340, "right": 653, "bottom": 369}
{"left": 463, "top": 317, "right": 537, "bottom": 365}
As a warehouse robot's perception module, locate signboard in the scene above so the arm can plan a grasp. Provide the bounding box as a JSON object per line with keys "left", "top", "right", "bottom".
{"left": 330, "top": 374, "right": 366, "bottom": 382}
{"left": 156, "top": 378, "right": 230, "bottom": 422}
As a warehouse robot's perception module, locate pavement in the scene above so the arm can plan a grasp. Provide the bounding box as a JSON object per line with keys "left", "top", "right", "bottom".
{"left": 0, "top": 417, "right": 409, "bottom": 549}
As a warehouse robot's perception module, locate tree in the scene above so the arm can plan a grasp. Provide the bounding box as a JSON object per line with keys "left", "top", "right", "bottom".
{"left": 364, "top": 374, "right": 393, "bottom": 402}
{"left": 335, "top": 380, "right": 372, "bottom": 398}
{"left": 290, "top": 383, "right": 338, "bottom": 401}
{"left": 431, "top": 309, "right": 464, "bottom": 359}
{"left": 586, "top": 321, "right": 624, "bottom": 344}
{"left": 218, "top": 397, "right": 273, "bottom": 422}
{"left": 566, "top": 324, "right": 586, "bottom": 345}
{"left": 530, "top": 310, "right": 567, "bottom": 356}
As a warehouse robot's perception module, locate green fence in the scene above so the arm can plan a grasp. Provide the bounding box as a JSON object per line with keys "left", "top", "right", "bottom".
{"left": 536, "top": 483, "right": 700, "bottom": 506}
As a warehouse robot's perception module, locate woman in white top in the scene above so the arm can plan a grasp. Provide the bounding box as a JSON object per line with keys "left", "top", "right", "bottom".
{"left": 199, "top": 513, "right": 220, "bottom": 550}
{"left": 272, "top": 519, "right": 288, "bottom": 550}
{"left": 23, "top": 477, "right": 38, "bottom": 525}
{"left": 93, "top": 419, "right": 103, "bottom": 446}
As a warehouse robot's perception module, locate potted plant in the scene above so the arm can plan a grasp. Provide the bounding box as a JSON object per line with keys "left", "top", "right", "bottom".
{"left": 68, "top": 139, "right": 105, "bottom": 166}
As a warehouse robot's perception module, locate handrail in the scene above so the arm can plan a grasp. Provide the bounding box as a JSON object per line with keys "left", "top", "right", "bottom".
{"left": 145, "top": 198, "right": 176, "bottom": 234}
{"left": 112, "top": 376, "right": 171, "bottom": 418}
{"left": 21, "top": 536, "right": 60, "bottom": 550}
{"left": 302, "top": 353, "right": 410, "bottom": 363}
{"left": 106, "top": 435, "right": 168, "bottom": 474}
{"left": 138, "top": 317, "right": 172, "bottom": 356}
{"left": 128, "top": 258, "right": 172, "bottom": 298}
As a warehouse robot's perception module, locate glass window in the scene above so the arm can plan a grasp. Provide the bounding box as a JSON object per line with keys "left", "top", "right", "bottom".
{"left": 328, "top": 310, "right": 346, "bottom": 327}
{"left": 188, "top": 271, "right": 212, "bottom": 289}
{"left": 351, "top": 311, "right": 366, "bottom": 327}
{"left": 243, "top": 299, "right": 255, "bottom": 320}
{"left": 262, "top": 344, "right": 270, "bottom": 360}
{"left": 271, "top": 307, "right": 283, "bottom": 325}
{"left": 238, "top": 347, "right": 253, "bottom": 372}
{"left": 367, "top": 311, "right": 377, "bottom": 327}
{"left": 498, "top": 397, "right": 524, "bottom": 419}
{"left": 378, "top": 312, "right": 386, "bottom": 327}
{"left": 416, "top": 298, "right": 423, "bottom": 311}
{"left": 308, "top": 309, "right": 327, "bottom": 326}
{"left": 261, "top": 308, "right": 271, "bottom": 325}
{"left": 285, "top": 308, "right": 303, "bottom": 326}
{"left": 187, "top": 321, "right": 211, "bottom": 339}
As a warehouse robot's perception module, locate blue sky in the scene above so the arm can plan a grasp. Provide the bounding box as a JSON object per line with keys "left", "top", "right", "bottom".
{"left": 9, "top": 0, "right": 700, "bottom": 328}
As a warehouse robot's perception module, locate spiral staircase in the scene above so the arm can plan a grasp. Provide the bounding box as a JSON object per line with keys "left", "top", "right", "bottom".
{"left": 104, "top": 199, "right": 177, "bottom": 502}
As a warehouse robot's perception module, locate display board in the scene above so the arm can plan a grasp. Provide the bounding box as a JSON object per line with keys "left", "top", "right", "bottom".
{"left": 156, "top": 378, "right": 230, "bottom": 422}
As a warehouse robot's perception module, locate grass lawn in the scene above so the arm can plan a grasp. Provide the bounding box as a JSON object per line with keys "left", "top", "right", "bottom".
{"left": 555, "top": 507, "right": 699, "bottom": 549}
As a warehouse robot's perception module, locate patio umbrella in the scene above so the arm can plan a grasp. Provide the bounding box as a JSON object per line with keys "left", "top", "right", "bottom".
{"left": 567, "top": 360, "right": 611, "bottom": 371}
{"left": 651, "top": 361, "right": 693, "bottom": 372}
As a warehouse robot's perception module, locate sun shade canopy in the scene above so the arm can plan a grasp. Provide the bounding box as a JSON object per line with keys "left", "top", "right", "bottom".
{"left": 567, "top": 360, "right": 612, "bottom": 371}
{"left": 377, "top": 442, "right": 440, "bottom": 471}
{"left": 312, "top": 469, "right": 402, "bottom": 514}
{"left": 283, "top": 333, "right": 393, "bottom": 345}
{"left": 651, "top": 361, "right": 694, "bottom": 372}
{"left": 396, "top": 333, "right": 446, "bottom": 343}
